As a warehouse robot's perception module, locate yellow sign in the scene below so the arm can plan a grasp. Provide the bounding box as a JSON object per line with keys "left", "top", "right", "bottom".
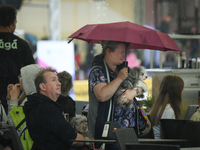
{"left": 74, "top": 77, "right": 152, "bottom": 101}
{"left": 74, "top": 80, "right": 89, "bottom": 101}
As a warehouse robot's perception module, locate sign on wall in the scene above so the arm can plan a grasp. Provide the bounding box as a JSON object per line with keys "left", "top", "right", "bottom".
{"left": 37, "top": 41, "right": 75, "bottom": 98}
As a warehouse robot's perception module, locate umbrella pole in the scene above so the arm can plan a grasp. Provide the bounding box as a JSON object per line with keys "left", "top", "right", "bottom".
{"left": 125, "top": 49, "right": 127, "bottom": 68}
{"left": 159, "top": 51, "right": 163, "bottom": 69}
{"left": 150, "top": 51, "right": 153, "bottom": 68}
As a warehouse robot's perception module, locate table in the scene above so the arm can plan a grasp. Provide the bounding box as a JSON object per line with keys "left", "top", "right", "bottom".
{"left": 139, "top": 138, "right": 187, "bottom": 144}
{"left": 70, "top": 139, "right": 115, "bottom": 144}
{"left": 70, "top": 138, "right": 187, "bottom": 144}
{"left": 180, "top": 148, "right": 200, "bottom": 150}
{"left": 125, "top": 143, "right": 199, "bottom": 150}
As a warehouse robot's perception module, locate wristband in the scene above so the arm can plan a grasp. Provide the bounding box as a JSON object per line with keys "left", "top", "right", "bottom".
{"left": 134, "top": 88, "right": 139, "bottom": 96}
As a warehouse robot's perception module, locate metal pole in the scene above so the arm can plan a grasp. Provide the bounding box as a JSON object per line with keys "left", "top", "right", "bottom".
{"left": 48, "top": 0, "right": 61, "bottom": 40}
{"left": 150, "top": 50, "right": 153, "bottom": 68}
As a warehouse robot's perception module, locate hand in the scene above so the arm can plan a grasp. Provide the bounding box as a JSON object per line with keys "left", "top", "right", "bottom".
{"left": 10, "top": 84, "right": 20, "bottom": 100}
{"left": 120, "top": 87, "right": 143, "bottom": 104}
{"left": 120, "top": 89, "right": 135, "bottom": 105}
{"left": 117, "top": 67, "right": 128, "bottom": 81}
{"left": 7, "top": 84, "right": 14, "bottom": 100}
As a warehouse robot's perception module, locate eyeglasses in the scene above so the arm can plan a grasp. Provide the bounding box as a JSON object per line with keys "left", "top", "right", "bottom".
{"left": 18, "top": 74, "right": 22, "bottom": 79}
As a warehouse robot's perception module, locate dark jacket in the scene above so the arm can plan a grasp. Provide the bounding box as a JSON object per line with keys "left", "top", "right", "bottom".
{"left": 24, "top": 93, "right": 77, "bottom": 150}
{"left": 57, "top": 95, "right": 76, "bottom": 121}
{"left": 0, "top": 32, "right": 35, "bottom": 111}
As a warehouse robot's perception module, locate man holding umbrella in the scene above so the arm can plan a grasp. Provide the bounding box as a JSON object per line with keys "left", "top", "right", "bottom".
{"left": 87, "top": 40, "right": 142, "bottom": 150}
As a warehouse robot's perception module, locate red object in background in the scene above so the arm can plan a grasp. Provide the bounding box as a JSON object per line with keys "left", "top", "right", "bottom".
{"left": 68, "top": 21, "right": 181, "bottom": 52}
{"left": 75, "top": 53, "right": 81, "bottom": 67}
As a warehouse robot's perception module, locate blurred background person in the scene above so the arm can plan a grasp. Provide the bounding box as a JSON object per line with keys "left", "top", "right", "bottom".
{"left": 159, "top": 14, "right": 171, "bottom": 34}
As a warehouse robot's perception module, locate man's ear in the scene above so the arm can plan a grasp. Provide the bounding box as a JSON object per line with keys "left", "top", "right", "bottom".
{"left": 39, "top": 83, "right": 46, "bottom": 91}
{"left": 9, "top": 23, "right": 14, "bottom": 29}
{"left": 106, "top": 48, "right": 111, "bottom": 55}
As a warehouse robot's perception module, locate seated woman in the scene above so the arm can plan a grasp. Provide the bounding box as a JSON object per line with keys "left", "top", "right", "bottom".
{"left": 2, "top": 64, "right": 42, "bottom": 150}
{"left": 57, "top": 71, "right": 76, "bottom": 122}
{"left": 149, "top": 75, "right": 184, "bottom": 139}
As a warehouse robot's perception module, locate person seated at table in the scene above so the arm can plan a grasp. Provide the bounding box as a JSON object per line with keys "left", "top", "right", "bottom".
{"left": 0, "top": 64, "right": 42, "bottom": 150}
{"left": 24, "top": 67, "right": 86, "bottom": 150}
{"left": 57, "top": 71, "right": 76, "bottom": 122}
{"left": 190, "top": 99, "right": 200, "bottom": 121}
{"left": 149, "top": 75, "right": 184, "bottom": 139}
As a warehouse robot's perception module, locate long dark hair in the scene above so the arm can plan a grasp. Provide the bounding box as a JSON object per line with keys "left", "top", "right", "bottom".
{"left": 149, "top": 75, "right": 184, "bottom": 126}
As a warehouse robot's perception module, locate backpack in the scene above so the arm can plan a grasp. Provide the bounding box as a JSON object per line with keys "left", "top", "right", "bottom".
{"left": 9, "top": 105, "right": 33, "bottom": 150}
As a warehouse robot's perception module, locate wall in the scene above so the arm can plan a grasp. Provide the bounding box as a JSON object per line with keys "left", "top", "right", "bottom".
{"left": 17, "top": 0, "right": 135, "bottom": 40}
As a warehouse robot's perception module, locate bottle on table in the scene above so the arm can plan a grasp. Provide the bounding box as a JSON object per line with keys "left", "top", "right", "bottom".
{"left": 181, "top": 52, "right": 187, "bottom": 69}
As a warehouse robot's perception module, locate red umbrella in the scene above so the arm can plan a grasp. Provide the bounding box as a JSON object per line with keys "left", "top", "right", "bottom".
{"left": 68, "top": 21, "right": 181, "bottom": 52}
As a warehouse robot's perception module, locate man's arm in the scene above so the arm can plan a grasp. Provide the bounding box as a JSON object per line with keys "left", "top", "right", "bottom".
{"left": 22, "top": 41, "right": 35, "bottom": 65}
{"left": 71, "top": 133, "right": 85, "bottom": 146}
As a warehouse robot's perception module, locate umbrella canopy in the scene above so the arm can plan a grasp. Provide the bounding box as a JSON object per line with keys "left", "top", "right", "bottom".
{"left": 68, "top": 21, "right": 181, "bottom": 52}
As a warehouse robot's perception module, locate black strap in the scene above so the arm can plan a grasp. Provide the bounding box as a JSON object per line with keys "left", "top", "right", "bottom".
{"left": 0, "top": 104, "right": 3, "bottom": 122}
{"left": 15, "top": 118, "right": 26, "bottom": 130}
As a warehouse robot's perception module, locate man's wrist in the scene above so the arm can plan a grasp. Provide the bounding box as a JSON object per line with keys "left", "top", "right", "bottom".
{"left": 6, "top": 96, "right": 10, "bottom": 100}
{"left": 134, "top": 88, "right": 139, "bottom": 96}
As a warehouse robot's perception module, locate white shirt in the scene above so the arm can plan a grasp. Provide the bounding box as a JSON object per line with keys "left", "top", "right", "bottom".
{"left": 153, "top": 104, "right": 175, "bottom": 139}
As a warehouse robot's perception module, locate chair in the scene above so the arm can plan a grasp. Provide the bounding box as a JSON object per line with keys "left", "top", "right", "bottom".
{"left": 180, "top": 121, "right": 200, "bottom": 147}
{"left": 184, "top": 105, "right": 199, "bottom": 120}
{"left": 6, "top": 125, "right": 23, "bottom": 150}
{"left": 160, "top": 119, "right": 188, "bottom": 139}
{"left": 75, "top": 100, "right": 89, "bottom": 116}
{"left": 1, "top": 125, "right": 23, "bottom": 150}
{"left": 125, "top": 143, "right": 180, "bottom": 150}
{"left": 113, "top": 128, "right": 139, "bottom": 150}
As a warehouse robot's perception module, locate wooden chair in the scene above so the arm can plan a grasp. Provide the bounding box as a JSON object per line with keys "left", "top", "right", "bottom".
{"left": 113, "top": 128, "right": 138, "bottom": 150}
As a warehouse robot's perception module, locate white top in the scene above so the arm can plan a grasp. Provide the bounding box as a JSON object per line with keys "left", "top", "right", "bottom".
{"left": 153, "top": 104, "right": 175, "bottom": 139}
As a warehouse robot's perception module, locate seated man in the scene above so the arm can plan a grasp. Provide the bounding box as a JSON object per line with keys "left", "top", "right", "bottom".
{"left": 24, "top": 67, "right": 85, "bottom": 150}
{"left": 190, "top": 99, "right": 200, "bottom": 121}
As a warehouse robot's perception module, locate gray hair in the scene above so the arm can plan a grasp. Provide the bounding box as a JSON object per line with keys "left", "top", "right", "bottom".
{"left": 101, "top": 40, "right": 130, "bottom": 57}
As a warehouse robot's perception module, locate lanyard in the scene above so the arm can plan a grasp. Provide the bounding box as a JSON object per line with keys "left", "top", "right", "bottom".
{"left": 103, "top": 59, "right": 112, "bottom": 122}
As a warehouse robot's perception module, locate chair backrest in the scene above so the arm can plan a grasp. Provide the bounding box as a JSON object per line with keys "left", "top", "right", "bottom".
{"left": 184, "top": 105, "right": 199, "bottom": 120}
{"left": 75, "top": 100, "right": 89, "bottom": 116}
{"left": 7, "top": 125, "right": 23, "bottom": 150}
{"left": 113, "top": 128, "right": 139, "bottom": 150}
{"left": 125, "top": 143, "right": 180, "bottom": 150}
{"left": 181, "top": 121, "right": 200, "bottom": 147}
{"left": 160, "top": 119, "right": 188, "bottom": 139}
